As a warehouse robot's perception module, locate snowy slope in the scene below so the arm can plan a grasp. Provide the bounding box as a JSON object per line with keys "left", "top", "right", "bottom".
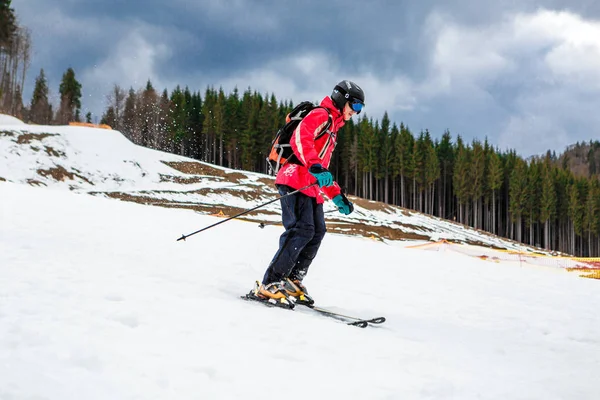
{"left": 0, "top": 116, "right": 538, "bottom": 251}
{"left": 1, "top": 116, "right": 599, "bottom": 399}
{"left": 1, "top": 181, "right": 599, "bottom": 400}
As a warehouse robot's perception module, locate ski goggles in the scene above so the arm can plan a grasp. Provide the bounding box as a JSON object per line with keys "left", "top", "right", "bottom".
{"left": 350, "top": 98, "right": 364, "bottom": 113}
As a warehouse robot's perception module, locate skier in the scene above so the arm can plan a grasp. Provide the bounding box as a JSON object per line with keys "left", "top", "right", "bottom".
{"left": 253, "top": 80, "right": 365, "bottom": 305}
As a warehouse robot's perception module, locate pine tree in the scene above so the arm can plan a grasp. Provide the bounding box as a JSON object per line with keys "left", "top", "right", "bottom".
{"left": 0, "top": 0, "right": 16, "bottom": 45}
{"left": 29, "top": 69, "right": 52, "bottom": 124}
{"left": 186, "top": 90, "right": 203, "bottom": 160}
{"left": 499, "top": 151, "right": 518, "bottom": 238}
{"left": 170, "top": 86, "right": 189, "bottom": 156}
{"left": 583, "top": 179, "right": 599, "bottom": 256}
{"left": 487, "top": 148, "right": 503, "bottom": 234}
{"left": 57, "top": 67, "right": 82, "bottom": 124}
{"left": 214, "top": 87, "right": 227, "bottom": 166}
{"left": 470, "top": 139, "right": 485, "bottom": 228}
{"left": 509, "top": 158, "right": 528, "bottom": 242}
{"left": 524, "top": 158, "right": 541, "bottom": 245}
{"left": 436, "top": 130, "right": 454, "bottom": 219}
{"left": 453, "top": 136, "right": 471, "bottom": 224}
{"left": 388, "top": 123, "right": 400, "bottom": 204}
{"left": 101, "top": 106, "right": 116, "bottom": 127}
{"left": 539, "top": 155, "right": 557, "bottom": 250}
{"left": 239, "top": 88, "right": 259, "bottom": 171}
{"left": 568, "top": 179, "right": 586, "bottom": 255}
{"left": 202, "top": 87, "right": 217, "bottom": 163}
{"left": 342, "top": 119, "right": 360, "bottom": 195}
{"left": 423, "top": 131, "right": 439, "bottom": 215}
{"left": 396, "top": 124, "right": 415, "bottom": 208}
{"left": 379, "top": 112, "right": 393, "bottom": 203}
{"left": 256, "top": 92, "right": 280, "bottom": 173}
{"left": 360, "top": 117, "right": 380, "bottom": 200}
{"left": 122, "top": 88, "right": 138, "bottom": 142}
{"left": 225, "top": 88, "right": 241, "bottom": 169}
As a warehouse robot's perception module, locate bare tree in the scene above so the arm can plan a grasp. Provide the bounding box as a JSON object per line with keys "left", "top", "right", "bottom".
{"left": 19, "top": 27, "right": 31, "bottom": 98}
{"left": 106, "top": 84, "right": 125, "bottom": 130}
{"left": 0, "top": 23, "right": 31, "bottom": 116}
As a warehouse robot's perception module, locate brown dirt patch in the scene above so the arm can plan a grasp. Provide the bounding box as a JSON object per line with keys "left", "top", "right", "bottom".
{"left": 224, "top": 171, "right": 248, "bottom": 182}
{"left": 163, "top": 161, "right": 228, "bottom": 177}
{"left": 27, "top": 179, "right": 46, "bottom": 186}
{"left": 257, "top": 177, "right": 275, "bottom": 186}
{"left": 44, "top": 146, "right": 64, "bottom": 158}
{"left": 159, "top": 174, "right": 206, "bottom": 184}
{"left": 168, "top": 186, "right": 276, "bottom": 202}
{"left": 37, "top": 166, "right": 94, "bottom": 185}
{"left": 16, "top": 132, "right": 57, "bottom": 144}
{"left": 162, "top": 161, "right": 252, "bottom": 184}
{"left": 0, "top": 177, "right": 6, "bottom": 182}
{"left": 351, "top": 197, "right": 409, "bottom": 215}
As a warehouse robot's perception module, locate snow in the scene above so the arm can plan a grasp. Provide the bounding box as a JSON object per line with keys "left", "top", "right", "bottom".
{"left": 1, "top": 117, "right": 600, "bottom": 399}
{"left": 0, "top": 114, "right": 25, "bottom": 125}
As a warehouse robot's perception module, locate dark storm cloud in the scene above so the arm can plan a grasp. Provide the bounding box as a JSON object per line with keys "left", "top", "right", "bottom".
{"left": 13, "top": 0, "right": 600, "bottom": 157}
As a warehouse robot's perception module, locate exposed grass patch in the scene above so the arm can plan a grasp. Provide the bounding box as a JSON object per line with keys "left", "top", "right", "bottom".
{"left": 16, "top": 132, "right": 57, "bottom": 144}
{"left": 162, "top": 161, "right": 253, "bottom": 184}
{"left": 37, "top": 166, "right": 94, "bottom": 185}
{"left": 159, "top": 174, "right": 206, "bottom": 184}
{"left": 44, "top": 146, "right": 64, "bottom": 158}
{"left": 27, "top": 179, "right": 46, "bottom": 186}
{"left": 163, "top": 161, "right": 228, "bottom": 177}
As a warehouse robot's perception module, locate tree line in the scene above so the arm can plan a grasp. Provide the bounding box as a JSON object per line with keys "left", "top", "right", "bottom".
{"left": 1, "top": 1, "right": 83, "bottom": 124}
{"left": 98, "top": 82, "right": 600, "bottom": 258}
{"left": 3, "top": 2, "right": 600, "bottom": 256}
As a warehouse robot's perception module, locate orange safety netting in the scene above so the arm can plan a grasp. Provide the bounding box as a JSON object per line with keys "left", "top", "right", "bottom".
{"left": 68, "top": 122, "right": 112, "bottom": 130}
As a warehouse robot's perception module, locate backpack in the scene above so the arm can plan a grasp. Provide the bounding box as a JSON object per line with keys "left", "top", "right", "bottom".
{"left": 266, "top": 101, "right": 332, "bottom": 176}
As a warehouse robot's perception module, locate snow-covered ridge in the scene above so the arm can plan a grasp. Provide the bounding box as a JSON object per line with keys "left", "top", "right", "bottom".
{"left": 0, "top": 115, "right": 533, "bottom": 251}
{"left": 0, "top": 114, "right": 26, "bottom": 125}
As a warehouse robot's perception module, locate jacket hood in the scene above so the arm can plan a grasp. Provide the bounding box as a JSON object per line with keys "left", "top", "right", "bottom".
{"left": 320, "top": 96, "right": 342, "bottom": 118}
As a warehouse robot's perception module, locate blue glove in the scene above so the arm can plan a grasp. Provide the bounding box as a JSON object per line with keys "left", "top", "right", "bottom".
{"left": 309, "top": 164, "right": 334, "bottom": 187}
{"left": 333, "top": 194, "right": 354, "bottom": 215}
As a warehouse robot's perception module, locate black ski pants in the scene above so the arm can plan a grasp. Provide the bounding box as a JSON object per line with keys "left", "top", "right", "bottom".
{"left": 262, "top": 185, "right": 326, "bottom": 285}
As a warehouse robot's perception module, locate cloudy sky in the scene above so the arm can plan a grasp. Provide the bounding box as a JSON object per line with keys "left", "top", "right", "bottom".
{"left": 13, "top": 0, "right": 600, "bottom": 157}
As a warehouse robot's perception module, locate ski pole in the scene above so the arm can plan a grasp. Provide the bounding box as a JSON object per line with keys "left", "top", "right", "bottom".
{"left": 177, "top": 183, "right": 317, "bottom": 241}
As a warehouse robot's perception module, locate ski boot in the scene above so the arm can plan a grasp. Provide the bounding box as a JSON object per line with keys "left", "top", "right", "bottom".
{"left": 243, "top": 280, "right": 294, "bottom": 309}
{"left": 284, "top": 278, "right": 314, "bottom": 306}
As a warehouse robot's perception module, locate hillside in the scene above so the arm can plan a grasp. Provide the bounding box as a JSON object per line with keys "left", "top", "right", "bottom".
{"left": 557, "top": 140, "right": 600, "bottom": 178}
{"left": 2, "top": 116, "right": 600, "bottom": 399}
{"left": 0, "top": 116, "right": 538, "bottom": 252}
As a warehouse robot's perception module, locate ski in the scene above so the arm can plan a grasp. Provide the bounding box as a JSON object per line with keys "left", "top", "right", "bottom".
{"left": 297, "top": 304, "right": 386, "bottom": 328}
{"left": 241, "top": 294, "right": 377, "bottom": 328}
{"left": 241, "top": 291, "right": 295, "bottom": 310}
{"left": 240, "top": 283, "right": 385, "bottom": 328}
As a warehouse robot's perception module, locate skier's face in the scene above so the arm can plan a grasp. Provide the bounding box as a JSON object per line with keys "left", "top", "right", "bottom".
{"left": 343, "top": 102, "right": 356, "bottom": 121}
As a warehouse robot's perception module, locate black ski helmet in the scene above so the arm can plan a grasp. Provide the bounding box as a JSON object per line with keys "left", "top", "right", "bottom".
{"left": 331, "top": 80, "right": 365, "bottom": 112}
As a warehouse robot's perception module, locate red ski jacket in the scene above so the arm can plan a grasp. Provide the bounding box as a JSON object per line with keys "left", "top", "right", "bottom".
{"left": 275, "top": 96, "right": 345, "bottom": 203}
